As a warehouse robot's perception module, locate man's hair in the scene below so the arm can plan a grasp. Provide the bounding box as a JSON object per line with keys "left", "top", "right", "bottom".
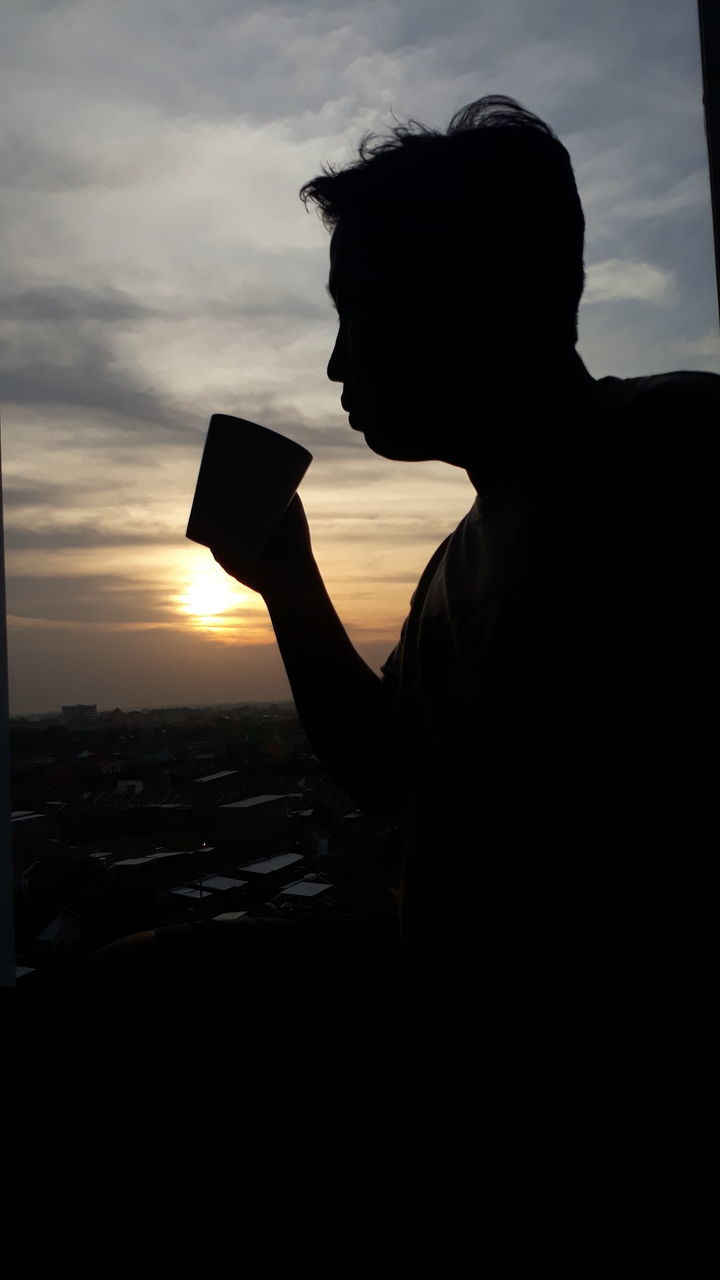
{"left": 299, "top": 94, "right": 585, "bottom": 347}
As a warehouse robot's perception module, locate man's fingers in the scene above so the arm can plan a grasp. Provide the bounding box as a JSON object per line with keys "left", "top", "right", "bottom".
{"left": 209, "top": 537, "right": 237, "bottom": 566}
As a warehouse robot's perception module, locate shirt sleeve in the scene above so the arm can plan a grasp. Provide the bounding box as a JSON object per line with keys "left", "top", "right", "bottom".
{"left": 380, "top": 534, "right": 453, "bottom": 699}
{"left": 380, "top": 614, "right": 407, "bottom": 684}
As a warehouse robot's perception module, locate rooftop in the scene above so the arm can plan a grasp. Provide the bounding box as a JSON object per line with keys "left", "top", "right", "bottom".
{"left": 238, "top": 851, "right": 303, "bottom": 876}
{"left": 221, "top": 794, "right": 287, "bottom": 809}
{"left": 280, "top": 880, "right": 333, "bottom": 899}
{"left": 201, "top": 875, "right": 248, "bottom": 891}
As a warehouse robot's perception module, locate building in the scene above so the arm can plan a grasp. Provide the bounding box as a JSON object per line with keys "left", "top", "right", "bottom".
{"left": 237, "top": 851, "right": 305, "bottom": 896}
{"left": 37, "top": 909, "right": 84, "bottom": 949}
{"left": 112, "top": 850, "right": 193, "bottom": 886}
{"left": 217, "top": 794, "right": 289, "bottom": 841}
{"left": 279, "top": 879, "right": 335, "bottom": 903}
{"left": 116, "top": 779, "right": 143, "bottom": 796}
{"left": 192, "top": 769, "right": 239, "bottom": 792}
{"left": 61, "top": 704, "right": 99, "bottom": 730}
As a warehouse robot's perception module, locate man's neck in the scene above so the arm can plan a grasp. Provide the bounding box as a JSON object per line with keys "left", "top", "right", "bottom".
{"left": 466, "top": 349, "right": 599, "bottom": 498}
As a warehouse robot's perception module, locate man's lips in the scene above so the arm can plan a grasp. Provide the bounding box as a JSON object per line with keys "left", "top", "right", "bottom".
{"left": 342, "top": 396, "right": 364, "bottom": 429}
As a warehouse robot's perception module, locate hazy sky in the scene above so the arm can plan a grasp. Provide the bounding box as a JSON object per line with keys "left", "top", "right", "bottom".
{"left": 1, "top": 0, "right": 717, "bottom": 714}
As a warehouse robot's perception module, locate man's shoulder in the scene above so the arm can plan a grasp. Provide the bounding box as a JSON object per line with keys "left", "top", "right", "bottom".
{"left": 598, "top": 369, "right": 720, "bottom": 414}
{"left": 596, "top": 369, "right": 718, "bottom": 501}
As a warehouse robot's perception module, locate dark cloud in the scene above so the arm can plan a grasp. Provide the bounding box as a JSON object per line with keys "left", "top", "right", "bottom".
{"left": 1, "top": 285, "right": 197, "bottom": 437}
{"left": 3, "top": 1, "right": 698, "bottom": 144}
{"left": 0, "top": 278, "right": 345, "bottom": 447}
{"left": 0, "top": 134, "right": 108, "bottom": 193}
{"left": 5, "top": 573, "right": 175, "bottom": 624}
{"left": 1, "top": 284, "right": 161, "bottom": 324}
{"left": 187, "top": 392, "right": 375, "bottom": 458}
{"left": 345, "top": 571, "right": 422, "bottom": 584}
{"left": 2, "top": 525, "right": 183, "bottom": 551}
{"left": 314, "top": 518, "right": 454, "bottom": 547}
{"left": 1, "top": 352, "right": 195, "bottom": 435}
{"left": 2, "top": 275, "right": 331, "bottom": 326}
{"left": 303, "top": 459, "right": 389, "bottom": 488}
{"left": 1, "top": 478, "right": 96, "bottom": 509}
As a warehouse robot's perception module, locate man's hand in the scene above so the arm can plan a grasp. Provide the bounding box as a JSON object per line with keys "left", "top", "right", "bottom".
{"left": 209, "top": 493, "right": 314, "bottom": 601}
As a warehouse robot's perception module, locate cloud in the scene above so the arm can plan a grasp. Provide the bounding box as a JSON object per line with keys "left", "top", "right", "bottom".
{"left": 2, "top": 478, "right": 96, "bottom": 509}
{"left": 5, "top": 615, "right": 174, "bottom": 633}
{"left": 584, "top": 257, "right": 676, "bottom": 306}
{"left": 4, "top": 572, "right": 176, "bottom": 624}
{"left": 1, "top": 355, "right": 193, "bottom": 434}
{"left": 2, "top": 524, "right": 181, "bottom": 551}
{"left": 612, "top": 170, "right": 710, "bottom": 225}
{"left": 0, "top": 282, "right": 200, "bottom": 438}
{"left": 1, "top": 284, "right": 159, "bottom": 324}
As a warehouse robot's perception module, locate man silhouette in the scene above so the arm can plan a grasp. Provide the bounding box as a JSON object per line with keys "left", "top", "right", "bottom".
{"left": 62, "top": 96, "right": 719, "bottom": 1035}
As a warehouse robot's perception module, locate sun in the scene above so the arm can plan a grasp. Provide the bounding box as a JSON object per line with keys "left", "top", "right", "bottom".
{"left": 175, "top": 553, "right": 271, "bottom": 642}
{"left": 179, "top": 562, "right": 242, "bottom": 619}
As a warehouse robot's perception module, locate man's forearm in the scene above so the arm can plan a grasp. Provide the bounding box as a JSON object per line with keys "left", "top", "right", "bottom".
{"left": 263, "top": 558, "right": 406, "bottom": 822}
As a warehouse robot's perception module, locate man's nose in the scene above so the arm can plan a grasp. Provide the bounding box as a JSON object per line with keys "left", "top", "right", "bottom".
{"left": 327, "top": 327, "right": 345, "bottom": 383}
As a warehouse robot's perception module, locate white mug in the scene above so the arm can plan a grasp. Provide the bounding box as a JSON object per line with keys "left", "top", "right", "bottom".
{"left": 186, "top": 414, "right": 312, "bottom": 562}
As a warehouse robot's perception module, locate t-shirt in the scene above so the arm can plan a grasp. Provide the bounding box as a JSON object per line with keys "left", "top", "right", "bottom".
{"left": 379, "top": 369, "right": 719, "bottom": 967}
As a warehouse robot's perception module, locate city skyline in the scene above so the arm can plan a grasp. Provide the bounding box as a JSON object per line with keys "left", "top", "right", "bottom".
{"left": 13, "top": 697, "right": 298, "bottom": 721}
{"left": 3, "top": 0, "right": 719, "bottom": 714}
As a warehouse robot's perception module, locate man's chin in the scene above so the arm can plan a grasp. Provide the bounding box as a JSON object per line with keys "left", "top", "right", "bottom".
{"left": 353, "top": 411, "right": 443, "bottom": 461}
{"left": 362, "top": 431, "right": 433, "bottom": 463}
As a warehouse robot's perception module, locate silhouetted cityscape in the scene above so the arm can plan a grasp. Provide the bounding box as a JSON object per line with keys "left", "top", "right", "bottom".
{"left": 11, "top": 700, "right": 399, "bottom": 993}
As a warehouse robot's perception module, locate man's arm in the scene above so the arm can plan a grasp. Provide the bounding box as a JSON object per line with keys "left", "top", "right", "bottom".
{"left": 263, "top": 558, "right": 406, "bottom": 823}
{"left": 209, "top": 495, "right": 406, "bottom": 823}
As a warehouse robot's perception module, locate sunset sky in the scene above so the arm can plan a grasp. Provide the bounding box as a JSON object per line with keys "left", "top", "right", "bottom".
{"left": 2, "top": 0, "right": 718, "bottom": 715}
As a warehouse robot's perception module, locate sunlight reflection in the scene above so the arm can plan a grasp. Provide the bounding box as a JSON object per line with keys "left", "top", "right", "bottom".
{"left": 176, "top": 556, "right": 268, "bottom": 640}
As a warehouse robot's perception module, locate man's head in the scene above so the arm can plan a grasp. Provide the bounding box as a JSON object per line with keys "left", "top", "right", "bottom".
{"left": 299, "top": 95, "right": 588, "bottom": 469}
